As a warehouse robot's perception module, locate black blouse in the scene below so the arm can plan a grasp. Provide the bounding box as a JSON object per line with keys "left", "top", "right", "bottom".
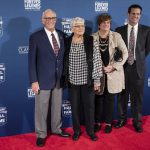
{"left": 99, "top": 37, "right": 109, "bottom": 66}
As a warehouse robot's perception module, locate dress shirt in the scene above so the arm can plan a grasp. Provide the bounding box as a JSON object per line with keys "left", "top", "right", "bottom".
{"left": 44, "top": 27, "right": 60, "bottom": 49}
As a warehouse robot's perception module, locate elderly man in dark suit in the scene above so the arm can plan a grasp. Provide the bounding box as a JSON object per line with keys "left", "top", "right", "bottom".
{"left": 114, "top": 4, "right": 150, "bottom": 132}
{"left": 28, "top": 9, "right": 70, "bottom": 147}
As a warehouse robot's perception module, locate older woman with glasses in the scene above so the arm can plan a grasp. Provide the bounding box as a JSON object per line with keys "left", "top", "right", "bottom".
{"left": 63, "top": 17, "right": 103, "bottom": 141}
{"left": 92, "top": 13, "right": 128, "bottom": 134}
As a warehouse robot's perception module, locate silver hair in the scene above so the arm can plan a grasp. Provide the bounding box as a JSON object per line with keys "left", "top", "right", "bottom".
{"left": 70, "top": 17, "right": 85, "bottom": 29}
{"left": 42, "top": 9, "right": 56, "bottom": 18}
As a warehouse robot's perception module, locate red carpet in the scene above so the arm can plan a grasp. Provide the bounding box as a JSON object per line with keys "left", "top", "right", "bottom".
{"left": 0, "top": 115, "right": 150, "bottom": 150}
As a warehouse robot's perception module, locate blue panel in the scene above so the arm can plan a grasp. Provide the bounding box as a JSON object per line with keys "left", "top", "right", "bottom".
{"left": 0, "top": 0, "right": 150, "bottom": 136}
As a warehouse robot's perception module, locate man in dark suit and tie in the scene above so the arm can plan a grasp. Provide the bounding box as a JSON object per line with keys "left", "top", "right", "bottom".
{"left": 114, "top": 4, "right": 150, "bottom": 132}
{"left": 28, "top": 9, "right": 70, "bottom": 147}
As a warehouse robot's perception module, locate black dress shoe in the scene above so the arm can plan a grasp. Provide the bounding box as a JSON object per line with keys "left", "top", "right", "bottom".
{"left": 88, "top": 133, "right": 98, "bottom": 141}
{"left": 133, "top": 124, "right": 143, "bottom": 133}
{"left": 36, "top": 138, "right": 45, "bottom": 147}
{"left": 114, "top": 120, "right": 126, "bottom": 128}
{"left": 56, "top": 131, "right": 70, "bottom": 137}
{"left": 94, "top": 124, "right": 101, "bottom": 132}
{"left": 105, "top": 125, "right": 112, "bottom": 133}
{"left": 72, "top": 132, "right": 81, "bottom": 141}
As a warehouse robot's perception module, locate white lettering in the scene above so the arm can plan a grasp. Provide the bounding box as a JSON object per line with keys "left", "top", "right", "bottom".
{"left": 0, "top": 118, "right": 5, "bottom": 123}
{"left": 0, "top": 114, "right": 5, "bottom": 118}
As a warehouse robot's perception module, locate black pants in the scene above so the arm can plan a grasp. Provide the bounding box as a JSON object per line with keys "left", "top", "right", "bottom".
{"left": 69, "top": 84, "right": 95, "bottom": 135}
{"left": 117, "top": 62, "right": 144, "bottom": 125}
{"left": 95, "top": 78, "right": 115, "bottom": 124}
{"left": 95, "top": 94, "right": 105, "bottom": 123}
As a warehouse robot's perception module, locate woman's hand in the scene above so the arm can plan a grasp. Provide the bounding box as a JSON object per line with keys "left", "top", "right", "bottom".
{"left": 94, "top": 84, "right": 101, "bottom": 93}
{"left": 104, "top": 65, "right": 115, "bottom": 73}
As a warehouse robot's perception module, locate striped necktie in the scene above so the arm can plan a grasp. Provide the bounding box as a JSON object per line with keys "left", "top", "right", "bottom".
{"left": 51, "top": 33, "right": 59, "bottom": 56}
{"left": 128, "top": 27, "right": 135, "bottom": 65}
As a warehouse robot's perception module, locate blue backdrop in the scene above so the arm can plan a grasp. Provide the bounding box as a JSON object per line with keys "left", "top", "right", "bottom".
{"left": 0, "top": 0, "right": 150, "bottom": 137}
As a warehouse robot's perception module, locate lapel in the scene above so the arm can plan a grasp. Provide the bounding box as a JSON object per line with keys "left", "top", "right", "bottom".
{"left": 123, "top": 25, "right": 128, "bottom": 46}
{"left": 136, "top": 25, "right": 142, "bottom": 50}
{"left": 93, "top": 31, "right": 99, "bottom": 41}
{"left": 84, "top": 34, "right": 89, "bottom": 52}
{"left": 109, "top": 31, "right": 116, "bottom": 61}
{"left": 67, "top": 34, "right": 73, "bottom": 50}
{"left": 57, "top": 31, "right": 64, "bottom": 57}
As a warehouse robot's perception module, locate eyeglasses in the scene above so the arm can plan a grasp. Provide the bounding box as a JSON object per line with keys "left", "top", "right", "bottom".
{"left": 44, "top": 17, "right": 57, "bottom": 21}
{"left": 73, "top": 25, "right": 85, "bottom": 28}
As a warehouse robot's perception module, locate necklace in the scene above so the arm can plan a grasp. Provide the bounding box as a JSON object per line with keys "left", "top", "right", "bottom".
{"left": 99, "top": 36, "right": 108, "bottom": 43}
{"left": 99, "top": 46, "right": 108, "bottom": 52}
{"left": 99, "top": 36, "right": 109, "bottom": 52}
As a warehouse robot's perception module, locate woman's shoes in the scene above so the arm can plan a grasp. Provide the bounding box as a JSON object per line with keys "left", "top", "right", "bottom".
{"left": 105, "top": 125, "right": 112, "bottom": 133}
{"left": 94, "top": 124, "right": 102, "bottom": 132}
{"left": 88, "top": 133, "right": 98, "bottom": 141}
{"left": 72, "top": 132, "right": 81, "bottom": 141}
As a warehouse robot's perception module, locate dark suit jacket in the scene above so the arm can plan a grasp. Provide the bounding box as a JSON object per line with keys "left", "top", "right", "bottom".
{"left": 116, "top": 24, "right": 150, "bottom": 79}
{"left": 28, "top": 28, "right": 65, "bottom": 90}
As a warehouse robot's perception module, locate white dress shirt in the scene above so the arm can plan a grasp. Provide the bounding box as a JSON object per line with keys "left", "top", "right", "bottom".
{"left": 44, "top": 27, "right": 60, "bottom": 49}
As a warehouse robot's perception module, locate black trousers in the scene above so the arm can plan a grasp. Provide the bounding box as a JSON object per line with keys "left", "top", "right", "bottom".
{"left": 95, "top": 78, "right": 115, "bottom": 124}
{"left": 69, "top": 84, "right": 95, "bottom": 135}
{"left": 117, "top": 62, "right": 144, "bottom": 125}
{"left": 95, "top": 94, "right": 105, "bottom": 123}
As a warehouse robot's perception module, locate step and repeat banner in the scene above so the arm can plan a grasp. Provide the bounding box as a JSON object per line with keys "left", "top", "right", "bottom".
{"left": 0, "top": 0, "right": 150, "bottom": 136}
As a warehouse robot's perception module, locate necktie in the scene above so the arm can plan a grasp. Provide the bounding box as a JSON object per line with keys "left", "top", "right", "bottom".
{"left": 51, "top": 33, "right": 59, "bottom": 56}
{"left": 128, "top": 27, "right": 135, "bottom": 65}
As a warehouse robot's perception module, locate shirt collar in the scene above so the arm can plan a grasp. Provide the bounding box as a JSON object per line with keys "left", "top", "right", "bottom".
{"left": 44, "top": 27, "right": 57, "bottom": 37}
{"left": 128, "top": 23, "right": 138, "bottom": 31}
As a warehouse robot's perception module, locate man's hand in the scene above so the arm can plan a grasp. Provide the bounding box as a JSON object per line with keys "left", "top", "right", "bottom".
{"left": 32, "top": 82, "right": 40, "bottom": 94}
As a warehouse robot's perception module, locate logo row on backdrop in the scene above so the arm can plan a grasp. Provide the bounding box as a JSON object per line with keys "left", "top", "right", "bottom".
{"left": 1, "top": 0, "right": 129, "bottom": 40}
{"left": 23, "top": 0, "right": 109, "bottom": 12}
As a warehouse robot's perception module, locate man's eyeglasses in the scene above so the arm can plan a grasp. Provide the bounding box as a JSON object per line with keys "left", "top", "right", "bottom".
{"left": 44, "top": 17, "right": 57, "bottom": 21}
{"left": 73, "top": 25, "right": 85, "bottom": 28}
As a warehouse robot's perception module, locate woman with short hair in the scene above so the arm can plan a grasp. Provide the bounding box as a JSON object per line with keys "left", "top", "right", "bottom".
{"left": 63, "top": 17, "right": 103, "bottom": 141}
{"left": 93, "top": 13, "right": 128, "bottom": 133}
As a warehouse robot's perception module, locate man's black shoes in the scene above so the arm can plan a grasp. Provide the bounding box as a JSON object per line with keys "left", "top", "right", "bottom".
{"left": 36, "top": 138, "right": 45, "bottom": 147}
